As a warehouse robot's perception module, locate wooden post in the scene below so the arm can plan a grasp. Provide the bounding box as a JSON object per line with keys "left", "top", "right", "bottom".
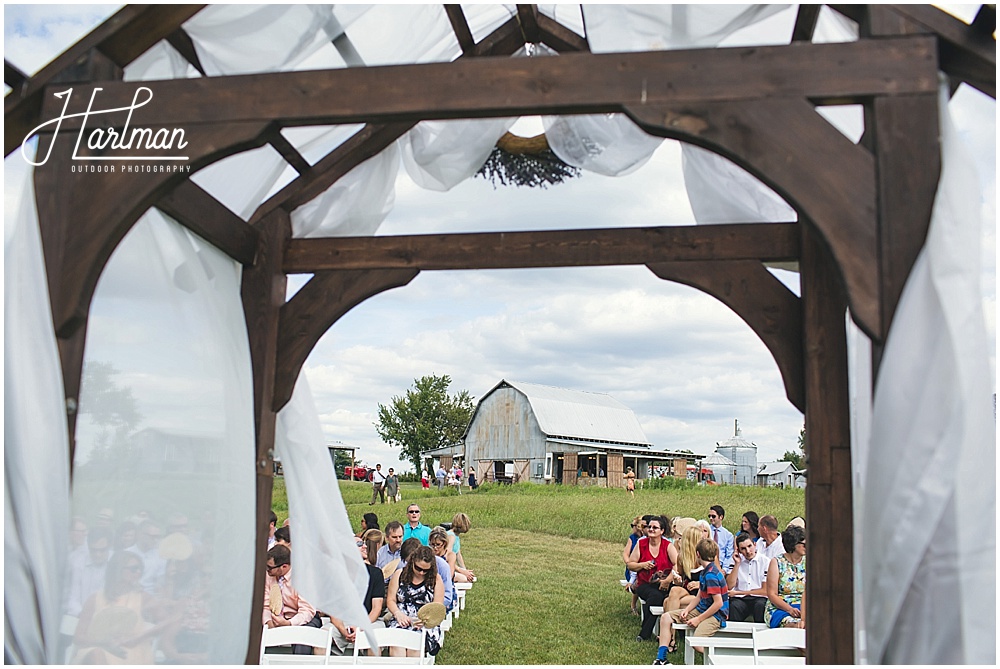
{"left": 801, "top": 225, "right": 854, "bottom": 664}
{"left": 563, "top": 452, "right": 578, "bottom": 486}
{"left": 240, "top": 210, "right": 289, "bottom": 664}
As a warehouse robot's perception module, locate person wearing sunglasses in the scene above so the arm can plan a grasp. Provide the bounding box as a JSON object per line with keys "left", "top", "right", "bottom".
{"left": 72, "top": 551, "right": 154, "bottom": 664}
{"left": 402, "top": 506, "right": 431, "bottom": 546}
{"left": 261, "top": 544, "right": 322, "bottom": 653}
{"left": 622, "top": 516, "right": 647, "bottom": 615}
{"left": 627, "top": 515, "right": 679, "bottom": 641}
{"left": 386, "top": 545, "right": 444, "bottom": 658}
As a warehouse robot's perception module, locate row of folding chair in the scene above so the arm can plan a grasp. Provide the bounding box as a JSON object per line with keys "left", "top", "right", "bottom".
{"left": 260, "top": 581, "right": 474, "bottom": 665}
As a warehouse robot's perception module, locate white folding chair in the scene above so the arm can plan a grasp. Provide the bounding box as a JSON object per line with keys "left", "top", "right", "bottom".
{"left": 260, "top": 625, "right": 334, "bottom": 664}
{"left": 352, "top": 627, "right": 432, "bottom": 665}
{"left": 752, "top": 627, "right": 806, "bottom": 664}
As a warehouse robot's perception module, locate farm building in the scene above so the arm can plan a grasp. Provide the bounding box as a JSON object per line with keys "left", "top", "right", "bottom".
{"left": 432, "top": 379, "right": 702, "bottom": 487}
{"left": 757, "top": 460, "right": 799, "bottom": 488}
{"left": 702, "top": 451, "right": 739, "bottom": 485}
{"left": 714, "top": 420, "right": 760, "bottom": 485}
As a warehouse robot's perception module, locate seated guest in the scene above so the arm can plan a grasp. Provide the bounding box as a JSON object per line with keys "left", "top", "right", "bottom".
{"left": 670, "top": 517, "right": 696, "bottom": 544}
{"left": 329, "top": 537, "right": 387, "bottom": 655}
{"left": 262, "top": 545, "right": 322, "bottom": 654}
{"left": 741, "top": 511, "right": 761, "bottom": 543}
{"left": 663, "top": 525, "right": 703, "bottom": 614}
{"left": 707, "top": 505, "right": 735, "bottom": 573}
{"left": 387, "top": 545, "right": 444, "bottom": 658}
{"left": 267, "top": 511, "right": 278, "bottom": 549}
{"left": 623, "top": 516, "right": 647, "bottom": 615}
{"left": 274, "top": 525, "right": 290, "bottom": 547}
{"left": 361, "top": 529, "right": 384, "bottom": 566}
{"left": 356, "top": 512, "right": 379, "bottom": 538}
{"left": 65, "top": 527, "right": 114, "bottom": 618}
{"left": 377, "top": 521, "right": 405, "bottom": 582}
{"left": 657, "top": 539, "right": 729, "bottom": 664}
{"left": 725, "top": 532, "right": 768, "bottom": 623}
{"left": 765, "top": 525, "right": 806, "bottom": 629}
{"left": 447, "top": 513, "right": 475, "bottom": 582}
{"left": 428, "top": 527, "right": 457, "bottom": 611}
{"left": 627, "top": 515, "right": 678, "bottom": 641}
{"left": 403, "top": 505, "right": 431, "bottom": 546}
{"left": 756, "top": 515, "right": 785, "bottom": 561}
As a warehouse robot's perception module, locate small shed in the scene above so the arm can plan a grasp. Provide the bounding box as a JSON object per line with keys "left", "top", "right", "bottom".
{"left": 757, "top": 461, "right": 798, "bottom": 488}
{"left": 462, "top": 379, "right": 694, "bottom": 487}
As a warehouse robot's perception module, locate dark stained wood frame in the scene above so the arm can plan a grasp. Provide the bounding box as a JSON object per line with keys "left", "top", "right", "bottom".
{"left": 8, "top": 4, "right": 993, "bottom": 665}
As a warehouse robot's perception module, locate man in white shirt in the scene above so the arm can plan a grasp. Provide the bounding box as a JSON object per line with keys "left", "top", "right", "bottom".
{"left": 369, "top": 464, "right": 387, "bottom": 505}
{"left": 756, "top": 515, "right": 784, "bottom": 561}
{"left": 725, "top": 532, "right": 769, "bottom": 622}
{"left": 126, "top": 520, "right": 166, "bottom": 593}
{"left": 64, "top": 527, "right": 113, "bottom": 617}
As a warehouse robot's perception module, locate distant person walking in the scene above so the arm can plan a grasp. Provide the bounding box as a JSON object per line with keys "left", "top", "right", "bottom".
{"left": 421, "top": 468, "right": 430, "bottom": 489}
{"left": 370, "top": 464, "right": 387, "bottom": 505}
{"left": 385, "top": 468, "right": 400, "bottom": 503}
{"left": 625, "top": 467, "right": 636, "bottom": 499}
{"left": 435, "top": 465, "right": 446, "bottom": 491}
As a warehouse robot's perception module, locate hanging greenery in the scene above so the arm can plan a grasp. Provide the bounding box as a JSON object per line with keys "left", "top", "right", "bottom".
{"left": 475, "top": 131, "right": 581, "bottom": 189}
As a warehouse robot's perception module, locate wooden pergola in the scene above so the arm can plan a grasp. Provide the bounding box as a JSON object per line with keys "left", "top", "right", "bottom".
{"left": 5, "top": 4, "right": 994, "bottom": 664}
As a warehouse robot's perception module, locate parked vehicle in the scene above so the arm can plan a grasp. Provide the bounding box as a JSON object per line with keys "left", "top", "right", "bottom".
{"left": 687, "top": 464, "right": 718, "bottom": 485}
{"left": 342, "top": 465, "right": 370, "bottom": 480}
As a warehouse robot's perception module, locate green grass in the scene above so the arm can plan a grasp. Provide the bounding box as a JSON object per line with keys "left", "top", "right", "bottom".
{"left": 273, "top": 480, "right": 804, "bottom": 664}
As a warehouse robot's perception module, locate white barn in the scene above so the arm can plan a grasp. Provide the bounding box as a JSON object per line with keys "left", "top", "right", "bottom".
{"left": 438, "top": 379, "right": 700, "bottom": 487}
{"left": 757, "top": 461, "right": 798, "bottom": 488}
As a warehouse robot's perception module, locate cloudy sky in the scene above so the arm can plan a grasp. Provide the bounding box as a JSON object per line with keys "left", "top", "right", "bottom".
{"left": 6, "top": 4, "right": 995, "bottom": 473}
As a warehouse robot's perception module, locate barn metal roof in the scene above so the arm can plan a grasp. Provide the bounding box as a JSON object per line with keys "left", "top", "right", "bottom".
{"left": 475, "top": 379, "right": 652, "bottom": 447}
{"left": 757, "top": 460, "right": 795, "bottom": 475}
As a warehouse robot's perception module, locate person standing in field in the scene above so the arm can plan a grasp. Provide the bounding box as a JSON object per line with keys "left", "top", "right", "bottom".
{"left": 624, "top": 467, "right": 636, "bottom": 499}
{"left": 385, "top": 468, "right": 400, "bottom": 504}
{"left": 370, "top": 464, "right": 387, "bottom": 505}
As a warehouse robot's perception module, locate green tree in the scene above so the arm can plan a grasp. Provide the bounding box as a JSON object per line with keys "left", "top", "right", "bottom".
{"left": 375, "top": 375, "right": 474, "bottom": 474}
{"left": 783, "top": 426, "right": 806, "bottom": 469}
{"left": 78, "top": 360, "right": 142, "bottom": 465}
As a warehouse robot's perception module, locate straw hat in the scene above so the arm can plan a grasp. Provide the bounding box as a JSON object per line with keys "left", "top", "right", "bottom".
{"left": 671, "top": 517, "right": 696, "bottom": 538}
{"left": 380, "top": 558, "right": 400, "bottom": 579}
{"left": 417, "top": 602, "right": 447, "bottom": 628}
{"left": 786, "top": 516, "right": 805, "bottom": 529}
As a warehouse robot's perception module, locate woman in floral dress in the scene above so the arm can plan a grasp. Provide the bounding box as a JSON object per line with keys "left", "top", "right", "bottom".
{"left": 765, "top": 524, "right": 807, "bottom": 628}
{"left": 386, "top": 545, "right": 444, "bottom": 657}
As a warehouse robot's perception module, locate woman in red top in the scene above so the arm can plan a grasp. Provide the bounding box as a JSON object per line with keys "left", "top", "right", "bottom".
{"left": 627, "top": 515, "right": 679, "bottom": 641}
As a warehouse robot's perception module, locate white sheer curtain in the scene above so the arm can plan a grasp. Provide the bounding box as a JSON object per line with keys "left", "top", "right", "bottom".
{"left": 275, "top": 374, "right": 377, "bottom": 647}
{"left": 4, "top": 160, "right": 71, "bottom": 664}
{"left": 860, "top": 84, "right": 995, "bottom": 665}
{"left": 69, "top": 209, "right": 256, "bottom": 663}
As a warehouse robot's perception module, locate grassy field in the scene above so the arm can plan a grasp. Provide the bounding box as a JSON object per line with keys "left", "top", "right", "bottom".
{"left": 273, "top": 479, "right": 804, "bottom": 665}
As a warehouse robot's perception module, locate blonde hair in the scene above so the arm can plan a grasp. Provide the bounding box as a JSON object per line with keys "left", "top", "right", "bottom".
{"left": 451, "top": 512, "right": 471, "bottom": 534}
{"left": 677, "top": 526, "right": 703, "bottom": 578}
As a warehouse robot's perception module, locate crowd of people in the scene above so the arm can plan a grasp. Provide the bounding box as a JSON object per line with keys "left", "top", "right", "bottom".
{"left": 60, "top": 507, "right": 216, "bottom": 664}
{"left": 419, "top": 464, "right": 478, "bottom": 493}
{"left": 622, "top": 506, "right": 806, "bottom": 664}
{"left": 263, "top": 505, "right": 476, "bottom": 659}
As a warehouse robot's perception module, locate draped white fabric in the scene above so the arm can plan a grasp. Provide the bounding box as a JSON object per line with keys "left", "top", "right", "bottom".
{"left": 861, "top": 85, "right": 995, "bottom": 664}
{"left": 4, "top": 160, "right": 72, "bottom": 664}
{"left": 70, "top": 209, "right": 256, "bottom": 663}
{"left": 274, "top": 374, "right": 377, "bottom": 648}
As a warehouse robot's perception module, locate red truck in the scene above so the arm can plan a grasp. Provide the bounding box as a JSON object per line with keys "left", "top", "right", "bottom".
{"left": 342, "top": 465, "right": 371, "bottom": 481}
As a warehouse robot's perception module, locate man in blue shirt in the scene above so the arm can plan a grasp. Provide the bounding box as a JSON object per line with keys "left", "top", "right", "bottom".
{"left": 402, "top": 505, "right": 431, "bottom": 545}
{"left": 708, "top": 505, "right": 735, "bottom": 573}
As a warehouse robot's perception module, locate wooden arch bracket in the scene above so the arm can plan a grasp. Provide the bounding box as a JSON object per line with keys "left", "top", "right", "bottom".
{"left": 272, "top": 268, "right": 420, "bottom": 411}
{"left": 646, "top": 260, "right": 804, "bottom": 413}
{"left": 625, "top": 98, "right": 880, "bottom": 342}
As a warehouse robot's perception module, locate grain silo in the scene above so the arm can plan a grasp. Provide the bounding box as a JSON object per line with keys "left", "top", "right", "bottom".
{"left": 714, "top": 419, "right": 758, "bottom": 485}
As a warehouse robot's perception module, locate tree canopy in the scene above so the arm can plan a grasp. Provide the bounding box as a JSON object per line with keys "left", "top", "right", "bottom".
{"left": 374, "top": 375, "right": 474, "bottom": 474}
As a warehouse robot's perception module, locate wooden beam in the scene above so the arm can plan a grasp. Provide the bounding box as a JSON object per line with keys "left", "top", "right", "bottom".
{"left": 472, "top": 16, "right": 525, "bottom": 57}
{"left": 626, "top": 97, "right": 881, "bottom": 341}
{"left": 537, "top": 12, "right": 589, "bottom": 52}
{"left": 647, "top": 260, "right": 805, "bottom": 412}
{"left": 5, "top": 59, "right": 28, "bottom": 91}
{"left": 283, "top": 223, "right": 800, "bottom": 273}
{"left": 444, "top": 4, "right": 476, "bottom": 56}
{"left": 801, "top": 225, "right": 854, "bottom": 665}
{"left": 39, "top": 37, "right": 939, "bottom": 132}
{"left": 5, "top": 4, "right": 204, "bottom": 156}
{"left": 165, "top": 27, "right": 207, "bottom": 76}
{"left": 155, "top": 180, "right": 260, "bottom": 266}
{"left": 516, "top": 5, "right": 542, "bottom": 43}
{"left": 34, "top": 120, "right": 269, "bottom": 338}
{"left": 791, "top": 4, "right": 822, "bottom": 42}
{"left": 273, "top": 269, "right": 419, "bottom": 410}
{"left": 265, "top": 126, "right": 312, "bottom": 176}
{"left": 866, "top": 93, "right": 940, "bottom": 369}
{"left": 239, "top": 209, "right": 289, "bottom": 665}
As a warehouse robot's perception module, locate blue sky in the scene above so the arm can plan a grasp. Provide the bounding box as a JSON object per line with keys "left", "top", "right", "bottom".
{"left": 6, "top": 4, "right": 995, "bottom": 473}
